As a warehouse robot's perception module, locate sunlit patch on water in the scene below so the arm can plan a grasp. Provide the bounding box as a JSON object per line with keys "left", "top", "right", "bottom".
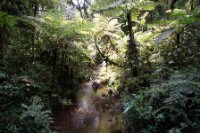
{"left": 52, "top": 68, "right": 124, "bottom": 133}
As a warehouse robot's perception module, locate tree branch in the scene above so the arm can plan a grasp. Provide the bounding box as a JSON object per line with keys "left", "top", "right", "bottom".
{"left": 94, "top": 38, "right": 121, "bottom": 67}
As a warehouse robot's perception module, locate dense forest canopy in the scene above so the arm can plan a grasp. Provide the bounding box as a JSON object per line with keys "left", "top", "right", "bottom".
{"left": 0, "top": 0, "right": 200, "bottom": 133}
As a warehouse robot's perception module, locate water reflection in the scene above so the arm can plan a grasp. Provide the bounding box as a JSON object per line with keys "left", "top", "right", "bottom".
{"left": 52, "top": 69, "right": 123, "bottom": 133}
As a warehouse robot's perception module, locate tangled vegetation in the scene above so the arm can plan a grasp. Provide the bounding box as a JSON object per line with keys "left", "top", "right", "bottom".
{"left": 0, "top": 0, "right": 200, "bottom": 133}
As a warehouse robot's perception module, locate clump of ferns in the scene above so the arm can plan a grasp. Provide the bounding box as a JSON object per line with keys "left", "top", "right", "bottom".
{"left": 20, "top": 96, "right": 54, "bottom": 132}
{"left": 59, "top": 97, "right": 73, "bottom": 109}
{"left": 124, "top": 69, "right": 200, "bottom": 132}
{"left": 151, "top": 70, "right": 200, "bottom": 131}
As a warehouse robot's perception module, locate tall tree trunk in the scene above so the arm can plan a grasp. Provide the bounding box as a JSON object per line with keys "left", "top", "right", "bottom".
{"left": 77, "top": 0, "right": 84, "bottom": 18}
{"left": 52, "top": 38, "right": 59, "bottom": 84}
{"left": 176, "top": 32, "right": 181, "bottom": 68}
{"left": 191, "top": 0, "right": 194, "bottom": 11}
{"left": 168, "top": 0, "right": 178, "bottom": 11}
{"left": 31, "top": 1, "right": 38, "bottom": 61}
{"left": 83, "top": 0, "right": 92, "bottom": 19}
{"left": 0, "top": 32, "right": 4, "bottom": 59}
{"left": 0, "top": 28, "right": 7, "bottom": 59}
{"left": 126, "top": 12, "right": 138, "bottom": 77}
{"left": 52, "top": 47, "right": 57, "bottom": 83}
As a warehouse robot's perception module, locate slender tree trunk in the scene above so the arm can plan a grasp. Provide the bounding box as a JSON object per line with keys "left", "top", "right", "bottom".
{"left": 52, "top": 38, "right": 59, "bottom": 84}
{"left": 52, "top": 47, "right": 57, "bottom": 83}
{"left": 77, "top": 0, "right": 84, "bottom": 18}
{"left": 168, "top": 0, "right": 178, "bottom": 11}
{"left": 0, "top": 28, "right": 6, "bottom": 59}
{"left": 176, "top": 33, "right": 181, "bottom": 68}
{"left": 0, "top": 33, "right": 4, "bottom": 59}
{"left": 31, "top": 1, "right": 38, "bottom": 61}
{"left": 126, "top": 12, "right": 138, "bottom": 77}
{"left": 191, "top": 0, "right": 194, "bottom": 11}
{"left": 83, "top": 0, "right": 92, "bottom": 19}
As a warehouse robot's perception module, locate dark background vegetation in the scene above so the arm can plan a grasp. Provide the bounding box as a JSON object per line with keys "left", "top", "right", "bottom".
{"left": 0, "top": 0, "right": 200, "bottom": 132}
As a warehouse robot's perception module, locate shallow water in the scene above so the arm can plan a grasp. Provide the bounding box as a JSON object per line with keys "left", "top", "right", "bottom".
{"left": 52, "top": 68, "right": 123, "bottom": 133}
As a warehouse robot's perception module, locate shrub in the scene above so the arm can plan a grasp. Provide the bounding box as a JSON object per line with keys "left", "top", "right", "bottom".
{"left": 124, "top": 68, "right": 200, "bottom": 132}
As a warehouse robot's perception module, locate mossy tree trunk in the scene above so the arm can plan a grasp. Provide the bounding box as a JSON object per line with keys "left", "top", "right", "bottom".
{"left": 0, "top": 30, "right": 4, "bottom": 59}
{"left": 31, "top": 0, "right": 38, "bottom": 61}
{"left": 126, "top": 12, "right": 138, "bottom": 77}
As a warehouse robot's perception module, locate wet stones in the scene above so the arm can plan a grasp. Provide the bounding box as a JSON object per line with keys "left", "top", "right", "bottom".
{"left": 92, "top": 79, "right": 101, "bottom": 91}
{"left": 108, "top": 89, "right": 113, "bottom": 97}
{"left": 101, "top": 93, "right": 109, "bottom": 97}
{"left": 92, "top": 82, "right": 100, "bottom": 91}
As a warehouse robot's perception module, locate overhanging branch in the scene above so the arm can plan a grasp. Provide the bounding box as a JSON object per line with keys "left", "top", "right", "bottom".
{"left": 94, "top": 38, "right": 121, "bottom": 67}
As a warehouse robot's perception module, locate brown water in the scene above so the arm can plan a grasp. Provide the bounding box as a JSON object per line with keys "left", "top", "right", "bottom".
{"left": 52, "top": 67, "right": 124, "bottom": 133}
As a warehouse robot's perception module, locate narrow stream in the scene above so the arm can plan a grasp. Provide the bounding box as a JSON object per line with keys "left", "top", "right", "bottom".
{"left": 52, "top": 67, "right": 123, "bottom": 133}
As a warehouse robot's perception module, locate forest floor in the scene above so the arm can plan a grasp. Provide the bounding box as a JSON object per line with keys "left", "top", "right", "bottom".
{"left": 52, "top": 65, "right": 124, "bottom": 133}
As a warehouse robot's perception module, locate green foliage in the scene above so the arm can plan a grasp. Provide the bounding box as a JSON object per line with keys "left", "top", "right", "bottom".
{"left": 118, "top": 0, "right": 157, "bottom": 34}
{"left": 20, "top": 96, "right": 53, "bottom": 132}
{"left": 121, "top": 2, "right": 200, "bottom": 132}
{"left": 124, "top": 68, "right": 200, "bottom": 132}
{"left": 0, "top": 63, "right": 57, "bottom": 132}
{"left": 0, "top": 71, "right": 8, "bottom": 79}
{"left": 128, "top": 0, "right": 156, "bottom": 12}
{"left": 124, "top": 92, "right": 153, "bottom": 132}
{"left": 1, "top": 0, "right": 200, "bottom": 132}
{"left": 148, "top": 7, "right": 200, "bottom": 28}
{"left": 171, "top": 9, "right": 186, "bottom": 19}
{"left": 0, "top": 11, "right": 17, "bottom": 27}
{"left": 0, "top": 0, "right": 94, "bottom": 132}
{"left": 59, "top": 98, "right": 73, "bottom": 108}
